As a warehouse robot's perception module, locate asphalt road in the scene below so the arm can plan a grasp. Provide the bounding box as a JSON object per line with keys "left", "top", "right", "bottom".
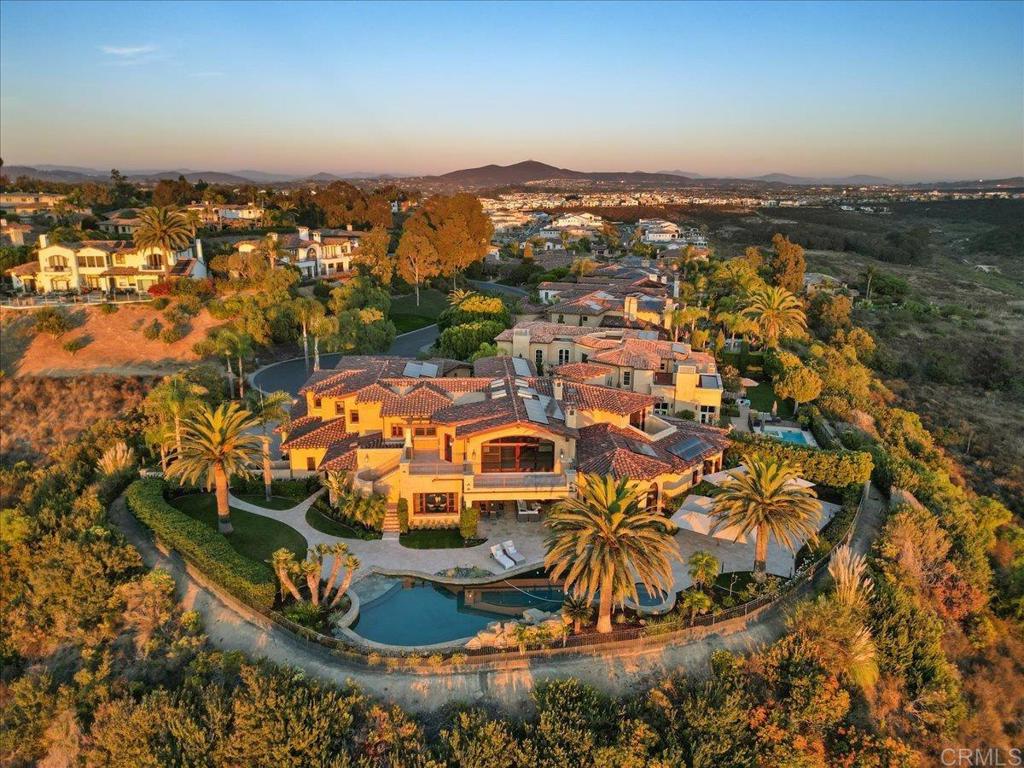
{"left": 252, "top": 323, "right": 440, "bottom": 396}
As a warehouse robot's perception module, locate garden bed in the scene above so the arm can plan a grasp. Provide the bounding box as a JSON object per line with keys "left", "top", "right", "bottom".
{"left": 305, "top": 503, "right": 381, "bottom": 540}
{"left": 170, "top": 493, "right": 308, "bottom": 562}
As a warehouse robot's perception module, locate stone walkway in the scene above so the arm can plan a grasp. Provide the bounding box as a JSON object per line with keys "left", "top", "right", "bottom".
{"left": 109, "top": 484, "right": 888, "bottom": 713}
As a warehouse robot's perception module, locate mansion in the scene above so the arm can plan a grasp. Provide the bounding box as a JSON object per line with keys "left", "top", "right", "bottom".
{"left": 495, "top": 323, "right": 723, "bottom": 423}
{"left": 5, "top": 233, "right": 206, "bottom": 294}
{"left": 281, "top": 355, "right": 728, "bottom": 527}
{"left": 234, "top": 225, "right": 361, "bottom": 279}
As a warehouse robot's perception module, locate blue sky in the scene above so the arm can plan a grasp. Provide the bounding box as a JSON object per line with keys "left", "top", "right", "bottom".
{"left": 1, "top": 0, "right": 1021, "bottom": 180}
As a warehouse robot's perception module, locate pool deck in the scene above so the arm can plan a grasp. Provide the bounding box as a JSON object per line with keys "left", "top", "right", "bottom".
{"left": 228, "top": 490, "right": 837, "bottom": 607}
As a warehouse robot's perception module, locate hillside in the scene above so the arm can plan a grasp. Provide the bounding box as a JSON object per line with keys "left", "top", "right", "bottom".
{"left": 0, "top": 303, "right": 225, "bottom": 378}
{"left": 436, "top": 160, "right": 691, "bottom": 187}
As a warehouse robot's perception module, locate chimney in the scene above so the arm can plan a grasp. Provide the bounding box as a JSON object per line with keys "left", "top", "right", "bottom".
{"left": 553, "top": 377, "right": 564, "bottom": 401}
{"left": 346, "top": 223, "right": 353, "bottom": 231}
{"left": 511, "top": 327, "right": 531, "bottom": 359}
{"left": 312, "top": 230, "right": 322, "bottom": 243}
{"left": 38, "top": 233, "right": 49, "bottom": 248}
{"left": 565, "top": 405, "right": 578, "bottom": 429}
{"left": 297, "top": 226, "right": 310, "bottom": 241}
{"left": 269, "top": 231, "right": 279, "bottom": 243}
{"left": 673, "top": 277, "right": 680, "bottom": 298}
{"left": 624, "top": 295, "right": 638, "bottom": 321}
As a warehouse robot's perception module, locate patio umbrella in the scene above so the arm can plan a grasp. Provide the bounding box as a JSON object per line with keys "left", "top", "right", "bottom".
{"left": 740, "top": 377, "right": 759, "bottom": 388}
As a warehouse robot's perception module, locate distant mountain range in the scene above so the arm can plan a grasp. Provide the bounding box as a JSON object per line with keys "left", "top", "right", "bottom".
{"left": 1, "top": 165, "right": 397, "bottom": 185}
{"left": 3, "top": 161, "right": 1019, "bottom": 190}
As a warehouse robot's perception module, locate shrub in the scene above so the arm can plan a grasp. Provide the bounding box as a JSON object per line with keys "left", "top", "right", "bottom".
{"left": 98, "top": 303, "right": 119, "bottom": 315}
{"left": 142, "top": 319, "right": 163, "bottom": 340}
{"left": 62, "top": 336, "right": 89, "bottom": 355}
{"left": 125, "top": 479, "right": 276, "bottom": 606}
{"left": 460, "top": 503, "right": 479, "bottom": 540}
{"left": 175, "top": 295, "right": 203, "bottom": 317}
{"left": 33, "top": 307, "right": 71, "bottom": 338}
{"left": 159, "top": 324, "right": 187, "bottom": 344}
{"left": 397, "top": 497, "right": 409, "bottom": 534}
{"left": 151, "top": 297, "right": 170, "bottom": 310}
{"left": 725, "top": 433, "right": 873, "bottom": 487}
{"left": 147, "top": 281, "right": 173, "bottom": 297}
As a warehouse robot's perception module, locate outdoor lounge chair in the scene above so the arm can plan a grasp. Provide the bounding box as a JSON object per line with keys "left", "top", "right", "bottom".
{"left": 516, "top": 500, "right": 541, "bottom": 519}
{"left": 502, "top": 540, "right": 526, "bottom": 564}
{"left": 490, "top": 544, "right": 515, "bottom": 570}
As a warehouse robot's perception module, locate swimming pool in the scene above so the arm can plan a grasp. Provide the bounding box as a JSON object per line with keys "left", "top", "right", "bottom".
{"left": 350, "top": 574, "right": 668, "bottom": 646}
{"left": 763, "top": 426, "right": 817, "bottom": 447}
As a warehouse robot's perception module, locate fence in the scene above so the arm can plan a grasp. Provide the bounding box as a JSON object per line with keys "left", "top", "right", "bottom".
{"left": 1, "top": 291, "right": 153, "bottom": 310}
{"left": 131, "top": 481, "right": 869, "bottom": 671}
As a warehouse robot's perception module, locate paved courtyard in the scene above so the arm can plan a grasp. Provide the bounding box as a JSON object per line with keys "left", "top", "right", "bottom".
{"left": 230, "top": 491, "right": 838, "bottom": 595}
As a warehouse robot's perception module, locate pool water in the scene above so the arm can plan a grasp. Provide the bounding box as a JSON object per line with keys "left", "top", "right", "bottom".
{"left": 766, "top": 428, "right": 811, "bottom": 446}
{"left": 350, "top": 576, "right": 669, "bottom": 646}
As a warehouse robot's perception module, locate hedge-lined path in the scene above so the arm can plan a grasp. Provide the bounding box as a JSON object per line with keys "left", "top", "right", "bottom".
{"left": 108, "top": 485, "right": 887, "bottom": 714}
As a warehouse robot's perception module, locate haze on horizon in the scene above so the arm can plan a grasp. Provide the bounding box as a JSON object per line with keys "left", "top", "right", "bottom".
{"left": 1, "top": 0, "right": 1021, "bottom": 183}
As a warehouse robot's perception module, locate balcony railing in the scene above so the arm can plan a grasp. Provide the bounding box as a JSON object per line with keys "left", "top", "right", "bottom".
{"left": 473, "top": 472, "right": 568, "bottom": 490}
{"left": 407, "top": 458, "right": 466, "bottom": 476}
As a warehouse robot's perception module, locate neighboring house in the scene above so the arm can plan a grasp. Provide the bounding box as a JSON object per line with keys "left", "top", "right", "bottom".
{"left": 0, "top": 192, "right": 88, "bottom": 221}
{"left": 803, "top": 272, "right": 846, "bottom": 295}
{"left": 496, "top": 323, "right": 723, "bottom": 423}
{"left": 5, "top": 233, "right": 206, "bottom": 294}
{"left": 216, "top": 204, "right": 265, "bottom": 227}
{"left": 235, "top": 225, "right": 361, "bottom": 279}
{"left": 98, "top": 208, "right": 142, "bottom": 237}
{"left": 637, "top": 218, "right": 681, "bottom": 243}
{"left": 1, "top": 218, "right": 33, "bottom": 246}
{"left": 550, "top": 212, "right": 604, "bottom": 231}
{"left": 280, "top": 354, "right": 728, "bottom": 526}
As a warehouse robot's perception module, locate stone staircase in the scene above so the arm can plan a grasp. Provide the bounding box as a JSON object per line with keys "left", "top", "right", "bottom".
{"left": 381, "top": 506, "right": 401, "bottom": 541}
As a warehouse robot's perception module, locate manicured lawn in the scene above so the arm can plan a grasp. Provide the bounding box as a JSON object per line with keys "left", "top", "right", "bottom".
{"left": 304, "top": 505, "right": 381, "bottom": 540}
{"left": 235, "top": 493, "right": 298, "bottom": 511}
{"left": 389, "top": 288, "right": 447, "bottom": 333}
{"left": 170, "top": 494, "right": 308, "bottom": 563}
{"left": 400, "top": 528, "right": 476, "bottom": 549}
{"left": 747, "top": 381, "right": 793, "bottom": 418}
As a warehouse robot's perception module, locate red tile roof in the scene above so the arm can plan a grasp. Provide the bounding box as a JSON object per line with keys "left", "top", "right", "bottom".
{"left": 552, "top": 362, "right": 613, "bottom": 381}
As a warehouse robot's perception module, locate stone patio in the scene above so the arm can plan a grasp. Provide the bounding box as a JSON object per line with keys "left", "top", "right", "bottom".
{"left": 228, "top": 491, "right": 833, "bottom": 597}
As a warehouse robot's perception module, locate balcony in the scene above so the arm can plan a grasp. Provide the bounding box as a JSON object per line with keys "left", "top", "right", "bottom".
{"left": 407, "top": 457, "right": 466, "bottom": 477}
{"left": 472, "top": 472, "right": 569, "bottom": 491}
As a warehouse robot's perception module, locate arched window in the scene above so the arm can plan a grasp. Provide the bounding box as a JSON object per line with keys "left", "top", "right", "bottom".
{"left": 481, "top": 436, "right": 555, "bottom": 473}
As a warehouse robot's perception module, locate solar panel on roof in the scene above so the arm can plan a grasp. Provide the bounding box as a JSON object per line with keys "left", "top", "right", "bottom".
{"left": 514, "top": 378, "right": 529, "bottom": 388}
{"left": 512, "top": 357, "right": 531, "bottom": 376}
{"left": 667, "top": 437, "right": 707, "bottom": 461}
{"left": 517, "top": 389, "right": 536, "bottom": 399}
{"left": 420, "top": 362, "right": 438, "bottom": 377}
{"left": 490, "top": 378, "right": 504, "bottom": 387}
{"left": 491, "top": 390, "right": 507, "bottom": 399}
{"left": 402, "top": 362, "right": 421, "bottom": 378}
{"left": 630, "top": 441, "right": 658, "bottom": 458}
{"left": 524, "top": 399, "right": 549, "bottom": 424}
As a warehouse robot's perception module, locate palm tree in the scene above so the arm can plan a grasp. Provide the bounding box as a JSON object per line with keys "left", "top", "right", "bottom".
{"left": 147, "top": 373, "right": 207, "bottom": 458}
{"left": 299, "top": 558, "right": 322, "bottom": 606}
{"left": 329, "top": 553, "right": 360, "bottom": 608}
{"left": 217, "top": 330, "right": 253, "bottom": 398}
{"left": 258, "top": 234, "right": 286, "bottom": 271}
{"left": 321, "top": 542, "right": 351, "bottom": 604}
{"left": 561, "top": 593, "right": 593, "bottom": 634}
{"left": 710, "top": 458, "right": 820, "bottom": 579}
{"left": 309, "top": 313, "right": 339, "bottom": 371}
{"left": 670, "top": 306, "right": 708, "bottom": 343}
{"left": 271, "top": 547, "right": 303, "bottom": 602}
{"left": 740, "top": 285, "right": 806, "bottom": 349}
{"left": 687, "top": 550, "right": 719, "bottom": 593}
{"left": 144, "top": 421, "right": 175, "bottom": 474}
{"left": 244, "top": 389, "right": 292, "bottom": 500}
{"left": 183, "top": 209, "right": 203, "bottom": 237}
{"left": 545, "top": 474, "right": 680, "bottom": 634}
{"left": 134, "top": 206, "right": 192, "bottom": 274}
{"left": 166, "top": 403, "right": 261, "bottom": 534}
{"left": 290, "top": 297, "right": 324, "bottom": 369}
{"left": 679, "top": 589, "right": 713, "bottom": 621}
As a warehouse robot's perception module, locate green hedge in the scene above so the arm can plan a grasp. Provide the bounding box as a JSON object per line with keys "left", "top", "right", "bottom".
{"left": 725, "top": 434, "right": 872, "bottom": 488}
{"left": 125, "top": 479, "right": 276, "bottom": 607}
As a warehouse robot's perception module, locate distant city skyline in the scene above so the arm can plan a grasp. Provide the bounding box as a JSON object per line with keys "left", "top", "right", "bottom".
{"left": 1, "top": 1, "right": 1021, "bottom": 182}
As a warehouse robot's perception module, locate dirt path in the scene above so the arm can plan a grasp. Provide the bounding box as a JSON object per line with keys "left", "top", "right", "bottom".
{"left": 108, "top": 485, "right": 887, "bottom": 714}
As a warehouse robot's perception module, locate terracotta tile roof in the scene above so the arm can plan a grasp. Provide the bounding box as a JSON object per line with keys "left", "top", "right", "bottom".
{"left": 552, "top": 362, "right": 613, "bottom": 381}
{"left": 281, "top": 417, "right": 354, "bottom": 450}
{"left": 100, "top": 267, "right": 140, "bottom": 277}
{"left": 576, "top": 419, "right": 728, "bottom": 481}
{"left": 6, "top": 261, "right": 39, "bottom": 276}
{"left": 318, "top": 442, "right": 357, "bottom": 471}
{"left": 472, "top": 355, "right": 535, "bottom": 378}
{"left": 533, "top": 379, "right": 655, "bottom": 416}
{"left": 380, "top": 385, "right": 453, "bottom": 417}
{"left": 494, "top": 322, "right": 596, "bottom": 344}
{"left": 589, "top": 339, "right": 687, "bottom": 371}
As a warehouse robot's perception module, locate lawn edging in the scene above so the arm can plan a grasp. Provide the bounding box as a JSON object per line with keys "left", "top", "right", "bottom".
{"left": 125, "top": 479, "right": 277, "bottom": 607}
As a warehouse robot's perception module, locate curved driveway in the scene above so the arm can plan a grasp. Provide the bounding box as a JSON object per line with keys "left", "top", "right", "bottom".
{"left": 252, "top": 324, "right": 440, "bottom": 396}
{"left": 109, "top": 486, "right": 886, "bottom": 714}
